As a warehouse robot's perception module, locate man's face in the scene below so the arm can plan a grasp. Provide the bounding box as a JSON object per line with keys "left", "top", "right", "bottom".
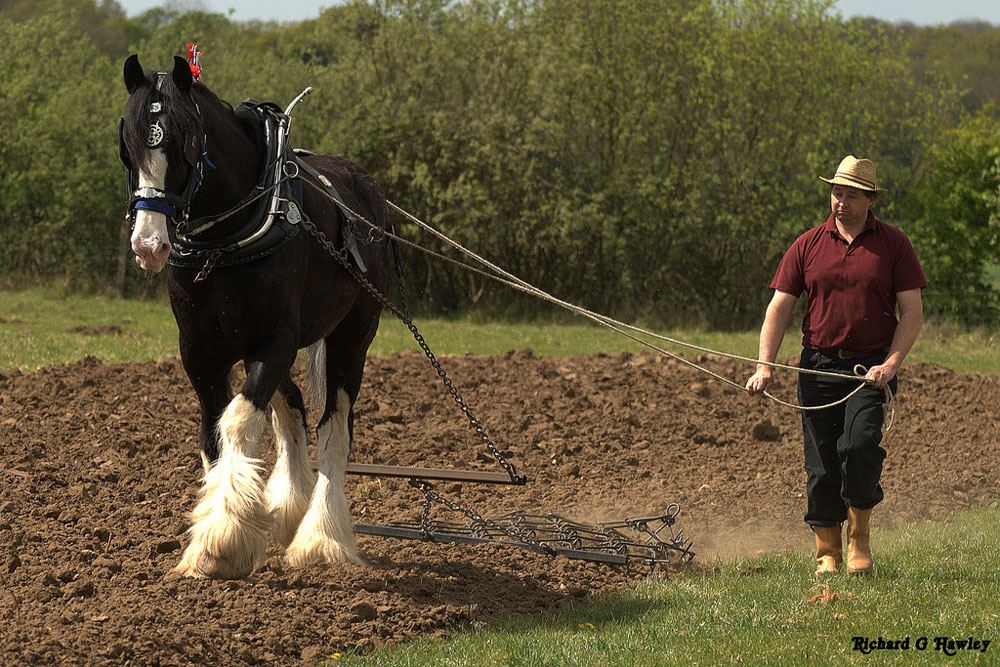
{"left": 830, "top": 184, "right": 874, "bottom": 228}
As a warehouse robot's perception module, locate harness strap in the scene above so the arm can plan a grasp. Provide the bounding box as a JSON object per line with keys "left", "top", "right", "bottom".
{"left": 293, "top": 155, "right": 368, "bottom": 272}
{"left": 129, "top": 185, "right": 189, "bottom": 220}
{"left": 134, "top": 199, "right": 180, "bottom": 218}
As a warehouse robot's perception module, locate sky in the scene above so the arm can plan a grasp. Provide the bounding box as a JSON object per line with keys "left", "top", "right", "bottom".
{"left": 115, "top": 0, "right": 1000, "bottom": 26}
{"left": 834, "top": 0, "right": 1000, "bottom": 25}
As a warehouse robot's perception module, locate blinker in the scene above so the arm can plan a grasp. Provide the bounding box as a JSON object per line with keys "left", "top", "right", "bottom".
{"left": 117, "top": 117, "right": 132, "bottom": 170}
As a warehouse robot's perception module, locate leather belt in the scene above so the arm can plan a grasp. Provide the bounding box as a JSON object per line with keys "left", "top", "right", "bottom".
{"left": 818, "top": 347, "right": 886, "bottom": 359}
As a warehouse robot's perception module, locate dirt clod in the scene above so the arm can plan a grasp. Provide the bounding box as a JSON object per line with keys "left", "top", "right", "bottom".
{"left": 751, "top": 419, "right": 781, "bottom": 441}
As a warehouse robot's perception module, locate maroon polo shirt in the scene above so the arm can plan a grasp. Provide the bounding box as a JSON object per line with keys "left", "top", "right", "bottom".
{"left": 770, "top": 212, "right": 927, "bottom": 352}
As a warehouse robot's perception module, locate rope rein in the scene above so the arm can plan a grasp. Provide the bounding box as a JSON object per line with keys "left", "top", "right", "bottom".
{"left": 298, "top": 178, "right": 896, "bottom": 429}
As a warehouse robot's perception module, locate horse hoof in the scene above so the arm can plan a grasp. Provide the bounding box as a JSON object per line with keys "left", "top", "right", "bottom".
{"left": 174, "top": 548, "right": 254, "bottom": 579}
{"left": 194, "top": 552, "right": 252, "bottom": 580}
{"left": 284, "top": 541, "right": 363, "bottom": 568}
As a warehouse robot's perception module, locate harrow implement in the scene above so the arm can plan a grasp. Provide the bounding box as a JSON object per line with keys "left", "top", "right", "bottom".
{"left": 352, "top": 479, "right": 695, "bottom": 566}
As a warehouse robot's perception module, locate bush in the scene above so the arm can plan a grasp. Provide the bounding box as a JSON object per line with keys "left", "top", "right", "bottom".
{"left": 903, "top": 109, "right": 1000, "bottom": 323}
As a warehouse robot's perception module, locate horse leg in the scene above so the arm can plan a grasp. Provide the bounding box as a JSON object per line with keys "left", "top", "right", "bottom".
{"left": 285, "top": 337, "right": 368, "bottom": 566}
{"left": 176, "top": 346, "right": 294, "bottom": 579}
{"left": 185, "top": 356, "right": 233, "bottom": 474}
{"left": 265, "top": 375, "right": 315, "bottom": 547}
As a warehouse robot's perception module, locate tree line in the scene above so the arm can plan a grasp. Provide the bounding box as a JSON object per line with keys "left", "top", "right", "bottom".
{"left": 1, "top": 0, "right": 997, "bottom": 327}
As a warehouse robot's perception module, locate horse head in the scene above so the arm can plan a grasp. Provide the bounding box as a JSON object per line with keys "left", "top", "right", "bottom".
{"left": 120, "top": 54, "right": 207, "bottom": 272}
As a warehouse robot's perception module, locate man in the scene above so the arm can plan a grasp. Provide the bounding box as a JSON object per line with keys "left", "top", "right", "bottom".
{"left": 745, "top": 155, "right": 926, "bottom": 576}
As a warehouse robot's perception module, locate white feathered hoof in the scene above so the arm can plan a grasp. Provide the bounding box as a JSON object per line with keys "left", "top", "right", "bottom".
{"left": 174, "top": 517, "right": 269, "bottom": 579}
{"left": 174, "top": 545, "right": 260, "bottom": 580}
{"left": 283, "top": 483, "right": 363, "bottom": 567}
{"left": 266, "top": 484, "right": 311, "bottom": 549}
{"left": 175, "top": 394, "right": 270, "bottom": 578}
{"left": 265, "top": 395, "right": 315, "bottom": 549}
{"left": 284, "top": 389, "right": 365, "bottom": 568}
{"left": 284, "top": 532, "right": 363, "bottom": 567}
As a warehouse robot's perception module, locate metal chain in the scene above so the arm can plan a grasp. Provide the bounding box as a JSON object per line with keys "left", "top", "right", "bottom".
{"left": 418, "top": 481, "right": 434, "bottom": 537}
{"left": 391, "top": 233, "right": 411, "bottom": 317}
{"left": 300, "top": 216, "right": 526, "bottom": 485}
{"left": 410, "top": 480, "right": 551, "bottom": 552}
{"left": 193, "top": 249, "right": 222, "bottom": 283}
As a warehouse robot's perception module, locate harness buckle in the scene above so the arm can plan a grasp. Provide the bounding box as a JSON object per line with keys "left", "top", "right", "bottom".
{"left": 286, "top": 201, "right": 302, "bottom": 225}
{"left": 134, "top": 187, "right": 163, "bottom": 199}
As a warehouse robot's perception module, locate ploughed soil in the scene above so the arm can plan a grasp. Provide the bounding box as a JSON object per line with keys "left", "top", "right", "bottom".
{"left": 1, "top": 349, "right": 997, "bottom": 664}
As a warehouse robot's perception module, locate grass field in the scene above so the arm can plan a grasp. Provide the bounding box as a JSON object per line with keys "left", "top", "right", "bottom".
{"left": 330, "top": 506, "right": 1000, "bottom": 666}
{"left": 1, "top": 288, "right": 997, "bottom": 375}
{"left": 2, "top": 287, "right": 997, "bottom": 665}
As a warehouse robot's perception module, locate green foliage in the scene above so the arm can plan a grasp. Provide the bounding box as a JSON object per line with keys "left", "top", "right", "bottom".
{"left": 903, "top": 109, "right": 1000, "bottom": 322}
{"left": 902, "top": 20, "right": 1000, "bottom": 116}
{"left": 0, "top": 0, "right": 997, "bottom": 326}
{"left": 0, "top": 3, "right": 121, "bottom": 285}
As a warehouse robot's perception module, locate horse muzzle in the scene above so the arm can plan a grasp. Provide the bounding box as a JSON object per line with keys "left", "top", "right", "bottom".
{"left": 132, "top": 232, "right": 171, "bottom": 272}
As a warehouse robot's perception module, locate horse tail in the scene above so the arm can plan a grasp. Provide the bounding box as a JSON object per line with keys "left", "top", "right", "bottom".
{"left": 307, "top": 339, "right": 327, "bottom": 418}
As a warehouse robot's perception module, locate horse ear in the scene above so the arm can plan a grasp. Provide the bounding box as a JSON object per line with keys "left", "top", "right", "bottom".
{"left": 124, "top": 54, "right": 145, "bottom": 94}
{"left": 172, "top": 55, "right": 193, "bottom": 94}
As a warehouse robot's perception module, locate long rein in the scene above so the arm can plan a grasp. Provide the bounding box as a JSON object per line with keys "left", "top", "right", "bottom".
{"left": 294, "top": 176, "right": 897, "bottom": 430}
{"left": 220, "top": 87, "right": 894, "bottom": 427}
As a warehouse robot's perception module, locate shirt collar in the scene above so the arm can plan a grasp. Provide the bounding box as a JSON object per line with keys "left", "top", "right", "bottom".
{"left": 823, "top": 211, "right": 878, "bottom": 239}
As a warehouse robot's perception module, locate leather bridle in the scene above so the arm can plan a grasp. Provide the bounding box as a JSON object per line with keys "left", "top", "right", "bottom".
{"left": 118, "top": 72, "right": 214, "bottom": 229}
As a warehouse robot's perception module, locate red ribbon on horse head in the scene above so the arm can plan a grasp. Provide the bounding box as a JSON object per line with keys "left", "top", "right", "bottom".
{"left": 186, "top": 43, "right": 202, "bottom": 82}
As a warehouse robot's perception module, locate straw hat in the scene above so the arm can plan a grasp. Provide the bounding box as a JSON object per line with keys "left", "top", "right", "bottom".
{"left": 820, "top": 155, "right": 887, "bottom": 196}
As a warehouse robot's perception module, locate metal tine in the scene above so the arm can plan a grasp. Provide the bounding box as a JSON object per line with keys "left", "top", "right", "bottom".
{"left": 363, "top": 498, "right": 695, "bottom": 564}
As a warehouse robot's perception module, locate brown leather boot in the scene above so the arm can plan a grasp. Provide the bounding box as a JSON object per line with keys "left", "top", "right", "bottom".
{"left": 846, "top": 507, "right": 873, "bottom": 576}
{"left": 812, "top": 525, "right": 842, "bottom": 574}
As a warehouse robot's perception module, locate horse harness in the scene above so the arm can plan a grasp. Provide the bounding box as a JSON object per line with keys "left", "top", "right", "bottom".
{"left": 119, "top": 85, "right": 370, "bottom": 281}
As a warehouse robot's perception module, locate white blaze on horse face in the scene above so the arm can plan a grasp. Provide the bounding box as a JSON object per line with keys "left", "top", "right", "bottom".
{"left": 130, "top": 149, "right": 171, "bottom": 272}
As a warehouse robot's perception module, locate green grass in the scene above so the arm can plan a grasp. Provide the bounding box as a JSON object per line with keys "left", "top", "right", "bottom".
{"left": 2, "top": 287, "right": 997, "bottom": 374}
{"left": 331, "top": 506, "right": 1000, "bottom": 666}
{"left": 0, "top": 287, "right": 179, "bottom": 369}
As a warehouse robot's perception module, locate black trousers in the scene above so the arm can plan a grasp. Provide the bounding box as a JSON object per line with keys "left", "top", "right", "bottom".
{"left": 797, "top": 348, "right": 897, "bottom": 527}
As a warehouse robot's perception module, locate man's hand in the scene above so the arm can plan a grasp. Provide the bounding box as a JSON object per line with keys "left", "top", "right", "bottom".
{"left": 745, "top": 365, "right": 774, "bottom": 396}
{"left": 863, "top": 361, "right": 898, "bottom": 390}
{"left": 861, "top": 289, "right": 922, "bottom": 391}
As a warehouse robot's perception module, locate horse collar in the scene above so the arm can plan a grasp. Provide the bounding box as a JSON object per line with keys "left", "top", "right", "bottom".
{"left": 166, "top": 102, "right": 302, "bottom": 274}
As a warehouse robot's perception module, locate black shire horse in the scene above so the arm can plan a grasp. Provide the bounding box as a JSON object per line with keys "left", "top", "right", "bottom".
{"left": 120, "top": 55, "right": 391, "bottom": 578}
